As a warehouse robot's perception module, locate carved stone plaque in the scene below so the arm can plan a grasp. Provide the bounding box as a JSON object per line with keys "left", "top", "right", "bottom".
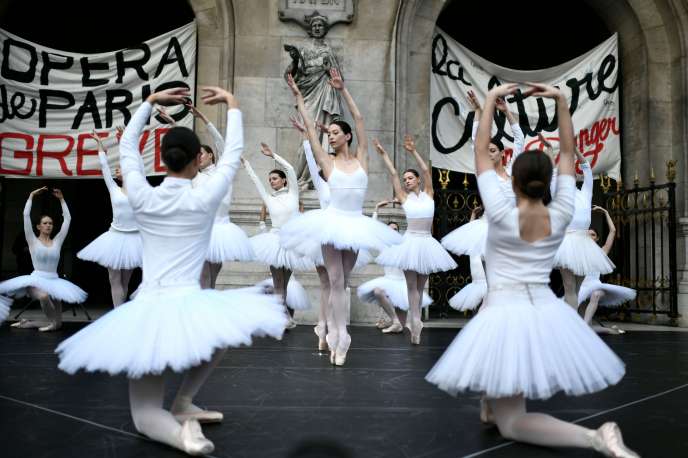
{"left": 278, "top": 0, "right": 355, "bottom": 30}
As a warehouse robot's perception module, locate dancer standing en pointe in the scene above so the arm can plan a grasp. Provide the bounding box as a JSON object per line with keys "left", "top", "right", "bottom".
{"left": 78, "top": 133, "right": 142, "bottom": 306}
{"left": 56, "top": 87, "right": 286, "bottom": 456}
{"left": 1, "top": 187, "right": 87, "bottom": 331}
{"left": 426, "top": 82, "right": 638, "bottom": 457}
{"left": 281, "top": 69, "right": 401, "bottom": 365}
{"left": 373, "top": 135, "right": 457, "bottom": 343}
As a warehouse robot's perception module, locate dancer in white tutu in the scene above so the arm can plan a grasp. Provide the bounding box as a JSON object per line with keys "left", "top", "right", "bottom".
{"left": 426, "top": 83, "right": 637, "bottom": 457}
{"left": 554, "top": 147, "right": 615, "bottom": 308}
{"left": 282, "top": 69, "right": 402, "bottom": 365}
{"left": 578, "top": 206, "right": 635, "bottom": 334}
{"left": 1, "top": 187, "right": 87, "bottom": 331}
{"left": 243, "top": 142, "right": 313, "bottom": 329}
{"left": 447, "top": 207, "right": 488, "bottom": 312}
{"left": 373, "top": 135, "right": 457, "bottom": 342}
{"left": 56, "top": 87, "right": 286, "bottom": 456}
{"left": 78, "top": 133, "right": 142, "bottom": 306}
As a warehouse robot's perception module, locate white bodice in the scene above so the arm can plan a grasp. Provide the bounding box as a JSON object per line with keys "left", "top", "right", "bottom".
{"left": 403, "top": 191, "right": 434, "bottom": 219}
{"left": 328, "top": 165, "right": 367, "bottom": 213}
{"left": 23, "top": 197, "right": 70, "bottom": 273}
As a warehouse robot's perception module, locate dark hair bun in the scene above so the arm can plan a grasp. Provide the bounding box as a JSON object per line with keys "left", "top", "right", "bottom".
{"left": 162, "top": 147, "right": 190, "bottom": 173}
{"left": 524, "top": 180, "right": 547, "bottom": 198}
{"left": 161, "top": 127, "right": 201, "bottom": 172}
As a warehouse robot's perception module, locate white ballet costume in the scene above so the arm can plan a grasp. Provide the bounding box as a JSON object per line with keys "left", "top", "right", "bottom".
{"left": 56, "top": 103, "right": 287, "bottom": 379}
{"left": 77, "top": 151, "right": 143, "bottom": 270}
{"left": 0, "top": 198, "right": 87, "bottom": 303}
{"left": 441, "top": 119, "right": 524, "bottom": 257}
{"left": 426, "top": 170, "right": 625, "bottom": 400}
{"left": 192, "top": 122, "right": 254, "bottom": 263}
{"left": 280, "top": 163, "right": 402, "bottom": 254}
{"left": 449, "top": 255, "right": 487, "bottom": 312}
{"left": 254, "top": 276, "right": 312, "bottom": 311}
{"left": 578, "top": 273, "right": 636, "bottom": 307}
{"left": 0, "top": 295, "right": 13, "bottom": 323}
{"left": 358, "top": 266, "right": 432, "bottom": 311}
{"left": 554, "top": 161, "right": 615, "bottom": 276}
{"left": 244, "top": 153, "right": 314, "bottom": 271}
{"left": 376, "top": 191, "right": 456, "bottom": 274}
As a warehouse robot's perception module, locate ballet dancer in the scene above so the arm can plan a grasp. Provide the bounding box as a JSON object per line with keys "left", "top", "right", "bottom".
{"left": 426, "top": 82, "right": 637, "bottom": 457}
{"left": 578, "top": 206, "right": 635, "bottom": 334}
{"left": 281, "top": 69, "right": 402, "bottom": 365}
{"left": 1, "top": 187, "right": 87, "bottom": 331}
{"left": 243, "top": 142, "right": 313, "bottom": 329}
{"left": 77, "top": 133, "right": 142, "bottom": 306}
{"left": 447, "top": 207, "right": 487, "bottom": 312}
{"left": 56, "top": 87, "right": 286, "bottom": 456}
{"left": 373, "top": 135, "right": 457, "bottom": 343}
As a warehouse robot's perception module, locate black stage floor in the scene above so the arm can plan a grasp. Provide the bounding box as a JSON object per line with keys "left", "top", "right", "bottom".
{"left": 1, "top": 324, "right": 686, "bottom": 458}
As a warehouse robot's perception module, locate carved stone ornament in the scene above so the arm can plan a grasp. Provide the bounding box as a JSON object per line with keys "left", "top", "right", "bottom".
{"left": 278, "top": 0, "right": 355, "bottom": 31}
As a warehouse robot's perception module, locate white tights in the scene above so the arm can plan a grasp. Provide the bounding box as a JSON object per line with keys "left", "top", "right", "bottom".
{"left": 270, "top": 266, "right": 293, "bottom": 318}
{"left": 108, "top": 268, "right": 134, "bottom": 307}
{"left": 322, "top": 245, "right": 357, "bottom": 351}
{"left": 373, "top": 288, "right": 399, "bottom": 324}
{"left": 560, "top": 269, "right": 583, "bottom": 310}
{"left": 200, "top": 262, "right": 222, "bottom": 290}
{"left": 403, "top": 270, "right": 428, "bottom": 335}
{"left": 315, "top": 266, "right": 330, "bottom": 335}
{"left": 15, "top": 287, "right": 62, "bottom": 329}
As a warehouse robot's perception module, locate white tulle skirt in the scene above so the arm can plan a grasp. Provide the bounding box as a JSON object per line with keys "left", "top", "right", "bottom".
{"left": 250, "top": 229, "right": 314, "bottom": 271}
{"left": 0, "top": 295, "right": 12, "bottom": 323}
{"left": 280, "top": 206, "right": 402, "bottom": 254}
{"left": 441, "top": 218, "right": 487, "bottom": 257}
{"left": 554, "top": 230, "right": 615, "bottom": 276}
{"left": 578, "top": 275, "right": 636, "bottom": 307}
{"left": 426, "top": 285, "right": 625, "bottom": 400}
{"left": 56, "top": 284, "right": 287, "bottom": 378}
{"left": 357, "top": 274, "right": 432, "bottom": 311}
{"left": 77, "top": 229, "right": 142, "bottom": 270}
{"left": 376, "top": 232, "right": 457, "bottom": 275}
{"left": 207, "top": 219, "right": 255, "bottom": 263}
{"left": 0, "top": 271, "right": 87, "bottom": 303}
{"left": 255, "top": 277, "right": 312, "bottom": 310}
{"left": 449, "top": 281, "right": 487, "bottom": 312}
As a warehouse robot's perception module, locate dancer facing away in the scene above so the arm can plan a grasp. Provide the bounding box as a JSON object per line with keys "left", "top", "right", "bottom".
{"left": 373, "top": 135, "right": 457, "bottom": 343}
{"left": 426, "top": 82, "right": 638, "bottom": 457}
{"left": 243, "top": 142, "right": 314, "bottom": 329}
{"left": 1, "top": 187, "right": 87, "bottom": 331}
{"left": 78, "top": 133, "right": 142, "bottom": 306}
{"left": 578, "top": 206, "right": 635, "bottom": 334}
{"left": 281, "top": 69, "right": 402, "bottom": 365}
{"left": 56, "top": 87, "right": 287, "bottom": 456}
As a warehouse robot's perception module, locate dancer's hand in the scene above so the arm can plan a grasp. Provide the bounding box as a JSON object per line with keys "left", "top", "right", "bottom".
{"left": 115, "top": 126, "right": 124, "bottom": 144}
{"left": 52, "top": 188, "right": 64, "bottom": 200}
{"left": 470, "top": 205, "right": 483, "bottom": 221}
{"left": 184, "top": 101, "right": 209, "bottom": 124}
{"left": 376, "top": 199, "right": 391, "bottom": 209}
{"left": 30, "top": 186, "right": 48, "bottom": 197}
{"left": 315, "top": 120, "right": 329, "bottom": 133}
{"left": 592, "top": 205, "right": 608, "bottom": 214}
{"left": 88, "top": 131, "right": 107, "bottom": 152}
{"left": 259, "top": 142, "right": 274, "bottom": 158}
{"left": 537, "top": 132, "right": 552, "bottom": 148}
{"left": 156, "top": 106, "right": 177, "bottom": 125}
{"left": 403, "top": 134, "right": 416, "bottom": 153}
{"left": 147, "top": 87, "right": 190, "bottom": 106}
{"left": 200, "top": 86, "right": 238, "bottom": 109}
{"left": 372, "top": 138, "right": 385, "bottom": 154}
{"left": 289, "top": 114, "right": 307, "bottom": 135}
{"left": 286, "top": 73, "right": 302, "bottom": 98}
{"left": 487, "top": 83, "right": 518, "bottom": 99}
{"left": 467, "top": 90, "right": 481, "bottom": 111}
{"left": 495, "top": 97, "right": 508, "bottom": 113}
{"left": 523, "top": 82, "right": 562, "bottom": 99}
{"left": 327, "top": 68, "right": 344, "bottom": 90}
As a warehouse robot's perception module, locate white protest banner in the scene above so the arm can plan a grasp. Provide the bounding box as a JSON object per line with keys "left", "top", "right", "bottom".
{"left": 430, "top": 29, "right": 620, "bottom": 179}
{"left": 0, "top": 21, "right": 196, "bottom": 177}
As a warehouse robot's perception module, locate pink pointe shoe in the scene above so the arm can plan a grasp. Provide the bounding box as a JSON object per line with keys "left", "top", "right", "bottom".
{"left": 325, "top": 333, "right": 338, "bottom": 365}
{"left": 179, "top": 419, "right": 215, "bottom": 456}
{"left": 589, "top": 422, "right": 640, "bottom": 457}
{"left": 334, "top": 334, "right": 351, "bottom": 366}
{"left": 314, "top": 324, "right": 328, "bottom": 351}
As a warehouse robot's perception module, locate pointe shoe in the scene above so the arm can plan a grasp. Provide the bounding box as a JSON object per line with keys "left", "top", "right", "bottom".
{"left": 375, "top": 318, "right": 392, "bottom": 329}
{"left": 611, "top": 325, "right": 626, "bottom": 335}
{"left": 174, "top": 410, "right": 224, "bottom": 424}
{"left": 407, "top": 320, "right": 424, "bottom": 345}
{"left": 179, "top": 419, "right": 215, "bottom": 456}
{"left": 382, "top": 322, "right": 403, "bottom": 334}
{"left": 590, "top": 422, "right": 640, "bottom": 458}
{"left": 314, "top": 325, "right": 328, "bottom": 351}
{"left": 325, "top": 333, "right": 338, "bottom": 365}
{"left": 38, "top": 322, "right": 61, "bottom": 332}
{"left": 10, "top": 319, "right": 28, "bottom": 328}
{"left": 334, "top": 334, "right": 351, "bottom": 366}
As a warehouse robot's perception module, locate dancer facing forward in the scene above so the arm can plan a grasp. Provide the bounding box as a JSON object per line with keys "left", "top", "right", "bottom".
{"left": 373, "top": 135, "right": 457, "bottom": 342}
{"left": 1, "top": 187, "right": 87, "bottom": 331}
{"left": 281, "top": 69, "right": 401, "bottom": 365}
{"left": 57, "top": 87, "right": 286, "bottom": 456}
{"left": 426, "top": 83, "right": 637, "bottom": 457}
{"left": 78, "top": 133, "right": 142, "bottom": 306}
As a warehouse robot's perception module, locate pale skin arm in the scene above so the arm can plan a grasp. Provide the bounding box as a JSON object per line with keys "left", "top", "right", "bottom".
{"left": 475, "top": 84, "right": 519, "bottom": 175}
{"left": 24, "top": 187, "right": 48, "bottom": 244}
{"left": 328, "top": 68, "right": 368, "bottom": 171}
{"left": 372, "top": 139, "right": 406, "bottom": 202}
{"left": 594, "top": 205, "right": 616, "bottom": 255}
{"left": 403, "top": 134, "right": 433, "bottom": 197}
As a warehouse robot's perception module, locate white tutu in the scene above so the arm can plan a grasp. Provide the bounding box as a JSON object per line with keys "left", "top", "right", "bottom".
{"left": 426, "top": 285, "right": 625, "bottom": 400}
{"left": 357, "top": 274, "right": 432, "bottom": 311}
{"left": 448, "top": 281, "right": 487, "bottom": 311}
{"left": 578, "top": 276, "right": 636, "bottom": 307}
{"left": 207, "top": 219, "right": 255, "bottom": 263}
{"left": 0, "top": 271, "right": 87, "bottom": 303}
{"left": 56, "top": 285, "right": 287, "bottom": 378}
{"left": 280, "top": 207, "right": 402, "bottom": 254}
{"left": 77, "top": 229, "right": 143, "bottom": 270}
{"left": 554, "top": 230, "right": 615, "bottom": 276}
{"left": 250, "top": 230, "right": 314, "bottom": 271}
{"left": 441, "top": 218, "right": 487, "bottom": 257}
{"left": 376, "top": 233, "right": 457, "bottom": 275}
{"left": 255, "top": 277, "right": 312, "bottom": 310}
{"left": 0, "top": 295, "right": 12, "bottom": 323}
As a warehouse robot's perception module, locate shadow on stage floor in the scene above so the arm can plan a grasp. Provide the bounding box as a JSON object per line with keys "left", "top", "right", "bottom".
{"left": 0, "top": 324, "right": 686, "bottom": 458}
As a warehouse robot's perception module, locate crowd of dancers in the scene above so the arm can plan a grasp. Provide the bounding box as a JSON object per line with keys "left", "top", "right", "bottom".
{"left": 0, "top": 71, "right": 639, "bottom": 456}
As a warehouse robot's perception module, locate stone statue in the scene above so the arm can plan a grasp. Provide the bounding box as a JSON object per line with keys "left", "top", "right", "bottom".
{"left": 284, "top": 13, "right": 343, "bottom": 189}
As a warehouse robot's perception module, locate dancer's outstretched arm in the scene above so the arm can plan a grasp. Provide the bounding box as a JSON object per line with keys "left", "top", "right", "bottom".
{"left": 372, "top": 139, "right": 405, "bottom": 202}
{"left": 187, "top": 102, "right": 225, "bottom": 160}
{"left": 475, "top": 84, "right": 518, "bottom": 175}
{"left": 51, "top": 189, "right": 71, "bottom": 246}
{"left": 328, "top": 68, "right": 368, "bottom": 171}
{"left": 594, "top": 206, "right": 616, "bottom": 255}
{"left": 89, "top": 133, "right": 119, "bottom": 194}
{"left": 403, "top": 134, "right": 434, "bottom": 198}
{"left": 260, "top": 143, "right": 298, "bottom": 200}
{"left": 23, "top": 187, "right": 48, "bottom": 245}
{"left": 290, "top": 115, "right": 328, "bottom": 202}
